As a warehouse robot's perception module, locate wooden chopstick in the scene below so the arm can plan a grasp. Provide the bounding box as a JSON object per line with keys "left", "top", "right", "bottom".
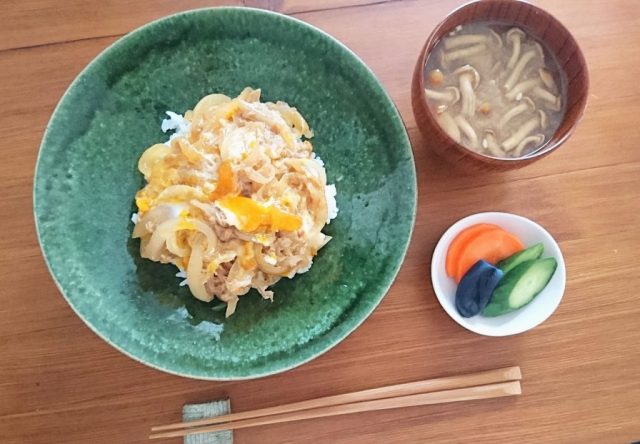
{"left": 152, "top": 366, "right": 520, "bottom": 433}
{"left": 149, "top": 366, "right": 521, "bottom": 439}
{"left": 149, "top": 380, "right": 521, "bottom": 439}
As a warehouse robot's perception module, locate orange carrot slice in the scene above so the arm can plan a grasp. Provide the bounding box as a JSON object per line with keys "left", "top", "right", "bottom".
{"left": 446, "top": 224, "right": 500, "bottom": 278}
{"left": 454, "top": 229, "right": 524, "bottom": 282}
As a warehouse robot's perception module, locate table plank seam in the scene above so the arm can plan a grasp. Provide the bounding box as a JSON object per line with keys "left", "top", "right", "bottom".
{"left": 0, "top": 0, "right": 406, "bottom": 54}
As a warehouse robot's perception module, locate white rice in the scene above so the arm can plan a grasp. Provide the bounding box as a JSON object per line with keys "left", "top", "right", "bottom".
{"left": 325, "top": 184, "right": 338, "bottom": 223}
{"left": 312, "top": 154, "right": 338, "bottom": 224}
{"left": 175, "top": 270, "right": 188, "bottom": 287}
{"left": 297, "top": 260, "right": 313, "bottom": 274}
{"left": 161, "top": 111, "right": 190, "bottom": 144}
{"left": 311, "top": 152, "right": 325, "bottom": 167}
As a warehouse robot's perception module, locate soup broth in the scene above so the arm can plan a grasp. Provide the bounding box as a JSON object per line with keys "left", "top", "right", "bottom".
{"left": 424, "top": 22, "right": 567, "bottom": 158}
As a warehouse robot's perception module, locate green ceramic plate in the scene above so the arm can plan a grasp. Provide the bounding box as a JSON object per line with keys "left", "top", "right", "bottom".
{"left": 34, "top": 7, "right": 416, "bottom": 379}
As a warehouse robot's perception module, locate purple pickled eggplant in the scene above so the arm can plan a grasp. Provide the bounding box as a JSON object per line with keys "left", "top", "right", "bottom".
{"left": 455, "top": 260, "right": 504, "bottom": 317}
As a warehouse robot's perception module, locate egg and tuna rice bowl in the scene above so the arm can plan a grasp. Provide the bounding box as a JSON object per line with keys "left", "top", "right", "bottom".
{"left": 131, "top": 88, "right": 338, "bottom": 317}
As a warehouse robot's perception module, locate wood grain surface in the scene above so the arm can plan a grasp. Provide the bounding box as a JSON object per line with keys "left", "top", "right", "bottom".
{"left": 1, "top": 1, "right": 639, "bottom": 443}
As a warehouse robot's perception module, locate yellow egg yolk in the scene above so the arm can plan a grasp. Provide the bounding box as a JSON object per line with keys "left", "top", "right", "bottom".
{"left": 240, "top": 242, "right": 257, "bottom": 270}
{"left": 175, "top": 219, "right": 196, "bottom": 231}
{"left": 206, "top": 261, "right": 219, "bottom": 275}
{"left": 218, "top": 196, "right": 302, "bottom": 232}
{"left": 135, "top": 196, "right": 151, "bottom": 213}
{"left": 209, "top": 161, "right": 237, "bottom": 201}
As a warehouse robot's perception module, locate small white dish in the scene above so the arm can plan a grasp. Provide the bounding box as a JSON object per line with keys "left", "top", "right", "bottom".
{"left": 431, "top": 212, "right": 566, "bottom": 336}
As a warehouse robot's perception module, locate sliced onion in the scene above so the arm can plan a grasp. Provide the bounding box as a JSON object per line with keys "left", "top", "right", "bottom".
{"left": 155, "top": 185, "right": 207, "bottom": 204}
{"left": 257, "top": 287, "right": 274, "bottom": 300}
{"left": 138, "top": 144, "right": 171, "bottom": 179}
{"left": 177, "top": 138, "right": 205, "bottom": 164}
{"left": 219, "top": 126, "right": 251, "bottom": 161}
{"left": 187, "top": 218, "right": 218, "bottom": 252}
{"left": 286, "top": 158, "right": 327, "bottom": 185}
{"left": 166, "top": 231, "right": 188, "bottom": 257}
{"left": 192, "top": 94, "right": 231, "bottom": 122}
{"left": 142, "top": 219, "right": 179, "bottom": 260}
{"left": 187, "top": 239, "right": 213, "bottom": 302}
{"left": 278, "top": 172, "right": 327, "bottom": 233}
{"left": 226, "top": 260, "right": 253, "bottom": 294}
{"left": 244, "top": 160, "right": 275, "bottom": 184}
{"left": 225, "top": 297, "right": 239, "bottom": 317}
{"left": 253, "top": 243, "right": 293, "bottom": 276}
{"left": 190, "top": 200, "right": 217, "bottom": 219}
{"left": 268, "top": 101, "right": 313, "bottom": 138}
{"left": 132, "top": 204, "right": 183, "bottom": 238}
{"left": 238, "top": 101, "right": 295, "bottom": 148}
{"left": 208, "top": 100, "right": 241, "bottom": 125}
{"left": 238, "top": 87, "right": 261, "bottom": 102}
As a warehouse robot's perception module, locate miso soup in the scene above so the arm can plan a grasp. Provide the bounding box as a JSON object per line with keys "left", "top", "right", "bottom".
{"left": 424, "top": 22, "right": 567, "bottom": 158}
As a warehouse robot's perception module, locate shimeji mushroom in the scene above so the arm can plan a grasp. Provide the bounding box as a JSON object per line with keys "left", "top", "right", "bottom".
{"left": 506, "top": 78, "right": 540, "bottom": 101}
{"left": 538, "top": 109, "right": 549, "bottom": 130}
{"left": 489, "top": 29, "right": 503, "bottom": 48}
{"left": 454, "top": 65, "right": 480, "bottom": 117}
{"left": 443, "top": 28, "right": 503, "bottom": 49}
{"left": 440, "top": 43, "right": 486, "bottom": 67}
{"left": 514, "top": 134, "right": 545, "bottom": 157}
{"left": 443, "top": 34, "right": 488, "bottom": 50}
{"left": 498, "top": 96, "right": 536, "bottom": 130}
{"left": 538, "top": 68, "right": 557, "bottom": 91}
{"left": 482, "top": 129, "right": 504, "bottom": 157}
{"left": 454, "top": 114, "right": 479, "bottom": 149}
{"left": 424, "top": 86, "right": 461, "bottom": 106}
{"left": 435, "top": 111, "right": 461, "bottom": 143}
{"left": 532, "top": 86, "right": 562, "bottom": 111}
{"left": 502, "top": 110, "right": 548, "bottom": 152}
{"left": 506, "top": 28, "right": 526, "bottom": 69}
{"left": 504, "top": 42, "right": 545, "bottom": 91}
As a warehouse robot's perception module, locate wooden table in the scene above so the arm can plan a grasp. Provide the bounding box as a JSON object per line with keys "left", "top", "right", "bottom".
{"left": 2, "top": 1, "right": 639, "bottom": 442}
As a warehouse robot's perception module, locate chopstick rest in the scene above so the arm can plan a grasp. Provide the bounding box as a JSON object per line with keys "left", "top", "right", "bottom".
{"left": 182, "top": 400, "right": 233, "bottom": 444}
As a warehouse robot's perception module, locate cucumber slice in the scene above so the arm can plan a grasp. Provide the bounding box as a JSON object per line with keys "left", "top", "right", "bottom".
{"left": 497, "top": 243, "right": 544, "bottom": 274}
{"left": 482, "top": 257, "right": 557, "bottom": 317}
